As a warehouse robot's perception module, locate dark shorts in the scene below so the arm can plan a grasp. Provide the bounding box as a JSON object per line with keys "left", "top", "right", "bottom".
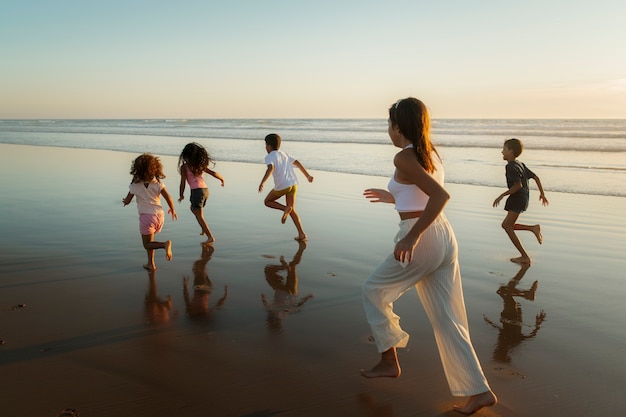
{"left": 190, "top": 188, "right": 209, "bottom": 209}
{"left": 504, "top": 192, "right": 529, "bottom": 213}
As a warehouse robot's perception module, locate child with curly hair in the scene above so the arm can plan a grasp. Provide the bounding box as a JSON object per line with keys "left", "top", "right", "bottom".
{"left": 178, "top": 142, "right": 225, "bottom": 245}
{"left": 122, "top": 153, "right": 177, "bottom": 270}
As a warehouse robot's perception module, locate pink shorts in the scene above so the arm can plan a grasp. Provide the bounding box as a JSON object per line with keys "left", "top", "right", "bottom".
{"left": 139, "top": 212, "right": 164, "bottom": 235}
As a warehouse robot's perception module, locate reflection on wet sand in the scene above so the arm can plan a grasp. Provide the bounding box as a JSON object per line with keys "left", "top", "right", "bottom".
{"left": 483, "top": 263, "right": 547, "bottom": 363}
{"left": 183, "top": 245, "right": 228, "bottom": 321}
{"left": 357, "top": 393, "right": 394, "bottom": 417}
{"left": 261, "top": 241, "right": 313, "bottom": 333}
{"left": 144, "top": 269, "right": 176, "bottom": 325}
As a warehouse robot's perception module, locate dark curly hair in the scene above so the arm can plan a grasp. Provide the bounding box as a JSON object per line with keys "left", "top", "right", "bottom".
{"left": 178, "top": 142, "right": 215, "bottom": 176}
{"left": 389, "top": 97, "right": 440, "bottom": 173}
{"left": 130, "top": 153, "right": 165, "bottom": 183}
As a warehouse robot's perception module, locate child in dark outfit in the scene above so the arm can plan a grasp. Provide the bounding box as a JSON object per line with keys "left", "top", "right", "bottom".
{"left": 493, "top": 138, "right": 549, "bottom": 264}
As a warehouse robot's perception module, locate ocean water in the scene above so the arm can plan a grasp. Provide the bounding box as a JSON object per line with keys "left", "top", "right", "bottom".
{"left": 1, "top": 118, "right": 625, "bottom": 197}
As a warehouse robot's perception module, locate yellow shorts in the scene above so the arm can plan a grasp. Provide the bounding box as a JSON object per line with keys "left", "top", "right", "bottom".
{"left": 272, "top": 185, "right": 297, "bottom": 197}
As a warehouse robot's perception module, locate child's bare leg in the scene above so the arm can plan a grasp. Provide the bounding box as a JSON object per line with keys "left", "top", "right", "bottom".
{"left": 502, "top": 211, "right": 531, "bottom": 264}
{"left": 281, "top": 206, "right": 293, "bottom": 224}
{"left": 361, "top": 347, "right": 401, "bottom": 378}
{"left": 142, "top": 234, "right": 157, "bottom": 270}
{"left": 144, "top": 250, "right": 156, "bottom": 271}
{"left": 515, "top": 224, "right": 543, "bottom": 244}
{"left": 453, "top": 390, "right": 498, "bottom": 415}
{"left": 191, "top": 207, "right": 214, "bottom": 244}
{"left": 264, "top": 191, "right": 291, "bottom": 223}
{"left": 290, "top": 210, "right": 307, "bottom": 240}
{"left": 502, "top": 211, "right": 530, "bottom": 264}
{"left": 532, "top": 225, "right": 542, "bottom": 244}
{"left": 164, "top": 240, "right": 172, "bottom": 260}
{"left": 286, "top": 194, "right": 306, "bottom": 240}
{"left": 142, "top": 235, "right": 173, "bottom": 270}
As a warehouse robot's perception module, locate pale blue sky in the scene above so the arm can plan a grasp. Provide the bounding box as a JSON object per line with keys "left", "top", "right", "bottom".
{"left": 2, "top": 0, "right": 625, "bottom": 118}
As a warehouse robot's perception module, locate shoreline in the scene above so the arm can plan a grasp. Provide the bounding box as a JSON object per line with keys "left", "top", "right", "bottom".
{"left": 1, "top": 144, "right": 625, "bottom": 416}
{"left": 1, "top": 128, "right": 624, "bottom": 198}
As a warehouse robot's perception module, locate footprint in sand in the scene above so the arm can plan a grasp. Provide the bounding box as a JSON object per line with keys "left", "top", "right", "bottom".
{"left": 359, "top": 335, "right": 377, "bottom": 344}
{"left": 493, "top": 366, "right": 526, "bottom": 379}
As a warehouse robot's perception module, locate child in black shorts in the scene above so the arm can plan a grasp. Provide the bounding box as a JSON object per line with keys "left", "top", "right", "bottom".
{"left": 493, "top": 138, "right": 549, "bottom": 264}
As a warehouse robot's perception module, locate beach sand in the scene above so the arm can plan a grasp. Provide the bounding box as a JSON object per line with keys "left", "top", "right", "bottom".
{"left": 1, "top": 144, "right": 625, "bottom": 417}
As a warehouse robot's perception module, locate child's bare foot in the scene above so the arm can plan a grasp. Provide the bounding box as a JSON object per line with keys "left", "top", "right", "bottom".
{"left": 281, "top": 207, "right": 293, "bottom": 224}
{"left": 532, "top": 225, "right": 543, "bottom": 244}
{"left": 511, "top": 256, "right": 531, "bottom": 264}
{"left": 294, "top": 235, "right": 307, "bottom": 241}
{"left": 453, "top": 390, "right": 497, "bottom": 415}
{"left": 165, "top": 240, "right": 173, "bottom": 261}
{"left": 143, "top": 264, "right": 156, "bottom": 271}
{"left": 361, "top": 349, "right": 401, "bottom": 378}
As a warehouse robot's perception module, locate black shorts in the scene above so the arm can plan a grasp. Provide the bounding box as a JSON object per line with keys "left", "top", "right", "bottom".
{"left": 504, "top": 192, "right": 529, "bottom": 213}
{"left": 190, "top": 188, "right": 209, "bottom": 209}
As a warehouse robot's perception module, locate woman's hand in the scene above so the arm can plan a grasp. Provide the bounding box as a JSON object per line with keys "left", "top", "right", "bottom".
{"left": 394, "top": 234, "right": 419, "bottom": 264}
{"left": 364, "top": 188, "right": 395, "bottom": 204}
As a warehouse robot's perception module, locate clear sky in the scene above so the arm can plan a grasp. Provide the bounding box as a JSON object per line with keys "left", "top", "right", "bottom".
{"left": 2, "top": 0, "right": 625, "bottom": 119}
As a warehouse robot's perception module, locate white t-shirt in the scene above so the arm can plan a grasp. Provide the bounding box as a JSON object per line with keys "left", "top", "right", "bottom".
{"left": 129, "top": 179, "right": 165, "bottom": 215}
{"left": 264, "top": 150, "right": 298, "bottom": 191}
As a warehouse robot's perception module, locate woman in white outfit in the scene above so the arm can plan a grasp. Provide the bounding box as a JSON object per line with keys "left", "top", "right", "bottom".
{"left": 361, "top": 97, "right": 497, "bottom": 415}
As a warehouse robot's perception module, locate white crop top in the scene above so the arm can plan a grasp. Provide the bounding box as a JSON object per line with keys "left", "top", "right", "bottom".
{"left": 388, "top": 149, "right": 445, "bottom": 212}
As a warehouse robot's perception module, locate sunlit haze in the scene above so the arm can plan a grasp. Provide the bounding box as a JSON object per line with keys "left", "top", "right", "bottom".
{"left": 2, "top": 1, "right": 625, "bottom": 119}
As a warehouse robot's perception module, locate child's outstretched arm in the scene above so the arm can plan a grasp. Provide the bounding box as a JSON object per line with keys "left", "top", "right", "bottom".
{"left": 258, "top": 165, "right": 274, "bottom": 193}
{"left": 493, "top": 182, "right": 522, "bottom": 207}
{"left": 215, "top": 285, "right": 228, "bottom": 308}
{"left": 161, "top": 188, "right": 178, "bottom": 220}
{"left": 122, "top": 192, "right": 134, "bottom": 206}
{"left": 532, "top": 176, "right": 549, "bottom": 206}
{"left": 206, "top": 168, "right": 225, "bottom": 187}
{"left": 293, "top": 160, "right": 314, "bottom": 183}
{"left": 178, "top": 165, "right": 187, "bottom": 203}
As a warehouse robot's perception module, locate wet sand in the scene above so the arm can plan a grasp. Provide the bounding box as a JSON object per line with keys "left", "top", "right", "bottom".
{"left": 1, "top": 144, "right": 625, "bottom": 416}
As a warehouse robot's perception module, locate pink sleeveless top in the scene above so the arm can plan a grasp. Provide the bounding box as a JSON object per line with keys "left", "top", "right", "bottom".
{"left": 184, "top": 165, "right": 207, "bottom": 189}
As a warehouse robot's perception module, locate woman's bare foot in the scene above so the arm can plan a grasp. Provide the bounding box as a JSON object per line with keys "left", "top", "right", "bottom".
{"left": 453, "top": 390, "right": 497, "bottom": 415}
{"left": 532, "top": 225, "right": 543, "bottom": 244}
{"left": 143, "top": 263, "right": 156, "bottom": 271}
{"left": 510, "top": 256, "right": 531, "bottom": 264}
{"left": 202, "top": 237, "right": 215, "bottom": 246}
{"left": 294, "top": 235, "right": 307, "bottom": 241}
{"left": 165, "top": 240, "right": 173, "bottom": 261}
{"left": 281, "top": 207, "right": 293, "bottom": 224}
{"left": 361, "top": 348, "right": 401, "bottom": 378}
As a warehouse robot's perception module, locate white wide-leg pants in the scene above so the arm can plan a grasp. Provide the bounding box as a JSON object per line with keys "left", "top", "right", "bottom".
{"left": 362, "top": 214, "right": 490, "bottom": 396}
